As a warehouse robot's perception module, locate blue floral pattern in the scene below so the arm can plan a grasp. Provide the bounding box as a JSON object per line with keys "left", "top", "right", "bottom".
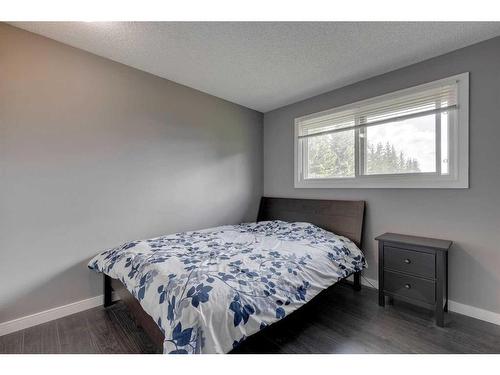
{"left": 88, "top": 220, "right": 366, "bottom": 354}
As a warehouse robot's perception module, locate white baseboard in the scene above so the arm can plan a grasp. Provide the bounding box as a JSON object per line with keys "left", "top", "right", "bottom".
{"left": 1, "top": 277, "right": 499, "bottom": 337}
{"left": 448, "top": 300, "right": 500, "bottom": 326}
{"left": 360, "top": 276, "right": 379, "bottom": 289}
{"left": 359, "top": 275, "right": 500, "bottom": 326}
{"left": 0, "top": 293, "right": 119, "bottom": 337}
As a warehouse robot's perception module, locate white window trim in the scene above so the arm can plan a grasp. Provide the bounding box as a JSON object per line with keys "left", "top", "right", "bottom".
{"left": 294, "top": 73, "right": 469, "bottom": 189}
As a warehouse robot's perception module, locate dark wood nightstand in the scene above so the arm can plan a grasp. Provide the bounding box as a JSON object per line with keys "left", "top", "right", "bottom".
{"left": 375, "top": 233, "right": 452, "bottom": 327}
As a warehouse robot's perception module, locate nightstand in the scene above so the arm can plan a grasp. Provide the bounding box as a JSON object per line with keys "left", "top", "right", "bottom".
{"left": 375, "top": 232, "right": 452, "bottom": 327}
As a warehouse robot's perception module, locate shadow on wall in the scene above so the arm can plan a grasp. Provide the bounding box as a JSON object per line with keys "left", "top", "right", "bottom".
{"left": 448, "top": 242, "right": 500, "bottom": 313}
{"left": 359, "top": 202, "right": 376, "bottom": 278}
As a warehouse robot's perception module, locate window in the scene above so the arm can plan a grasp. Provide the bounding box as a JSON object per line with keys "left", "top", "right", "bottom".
{"left": 294, "top": 73, "right": 469, "bottom": 188}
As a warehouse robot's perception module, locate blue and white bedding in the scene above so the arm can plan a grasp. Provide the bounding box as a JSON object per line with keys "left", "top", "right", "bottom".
{"left": 88, "top": 220, "right": 366, "bottom": 354}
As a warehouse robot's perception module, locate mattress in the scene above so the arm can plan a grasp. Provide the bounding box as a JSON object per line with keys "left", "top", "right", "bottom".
{"left": 88, "top": 220, "right": 366, "bottom": 353}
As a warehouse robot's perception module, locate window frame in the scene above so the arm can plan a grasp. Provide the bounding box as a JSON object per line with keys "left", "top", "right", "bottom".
{"left": 294, "top": 73, "right": 469, "bottom": 189}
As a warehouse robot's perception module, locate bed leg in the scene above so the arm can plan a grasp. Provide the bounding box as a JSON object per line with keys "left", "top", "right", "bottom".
{"left": 353, "top": 271, "right": 361, "bottom": 291}
{"left": 104, "top": 274, "right": 113, "bottom": 307}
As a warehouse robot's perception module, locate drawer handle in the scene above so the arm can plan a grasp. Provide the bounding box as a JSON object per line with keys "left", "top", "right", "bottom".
{"left": 405, "top": 283, "right": 411, "bottom": 289}
{"left": 404, "top": 258, "right": 411, "bottom": 264}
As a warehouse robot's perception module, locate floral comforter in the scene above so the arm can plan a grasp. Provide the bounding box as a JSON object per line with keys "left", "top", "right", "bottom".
{"left": 88, "top": 220, "right": 366, "bottom": 354}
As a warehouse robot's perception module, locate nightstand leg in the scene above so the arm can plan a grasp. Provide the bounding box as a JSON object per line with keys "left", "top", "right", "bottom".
{"left": 436, "top": 251, "right": 446, "bottom": 327}
{"left": 378, "top": 291, "right": 385, "bottom": 307}
{"left": 436, "top": 306, "right": 444, "bottom": 327}
{"left": 444, "top": 252, "right": 449, "bottom": 312}
{"left": 378, "top": 241, "right": 385, "bottom": 307}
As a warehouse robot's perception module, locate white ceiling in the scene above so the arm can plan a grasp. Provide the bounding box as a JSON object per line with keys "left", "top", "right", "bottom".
{"left": 11, "top": 22, "right": 500, "bottom": 112}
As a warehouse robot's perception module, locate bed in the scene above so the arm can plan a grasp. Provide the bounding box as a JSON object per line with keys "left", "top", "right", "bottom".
{"left": 88, "top": 197, "right": 366, "bottom": 354}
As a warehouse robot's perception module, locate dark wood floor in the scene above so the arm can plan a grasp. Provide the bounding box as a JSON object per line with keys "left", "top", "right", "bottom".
{"left": 2, "top": 284, "right": 499, "bottom": 354}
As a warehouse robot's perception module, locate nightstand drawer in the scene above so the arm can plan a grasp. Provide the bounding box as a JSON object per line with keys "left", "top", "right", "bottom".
{"left": 384, "top": 246, "right": 435, "bottom": 278}
{"left": 384, "top": 271, "right": 435, "bottom": 304}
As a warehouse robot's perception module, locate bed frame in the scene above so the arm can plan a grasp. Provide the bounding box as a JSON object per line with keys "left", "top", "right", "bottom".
{"left": 103, "top": 197, "right": 366, "bottom": 351}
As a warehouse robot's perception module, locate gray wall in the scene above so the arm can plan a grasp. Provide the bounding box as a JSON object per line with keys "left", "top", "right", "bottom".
{"left": 264, "top": 37, "right": 500, "bottom": 314}
{"left": 0, "top": 24, "right": 263, "bottom": 323}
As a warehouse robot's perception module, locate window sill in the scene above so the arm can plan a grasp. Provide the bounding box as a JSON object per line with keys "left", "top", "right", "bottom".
{"left": 294, "top": 175, "right": 469, "bottom": 189}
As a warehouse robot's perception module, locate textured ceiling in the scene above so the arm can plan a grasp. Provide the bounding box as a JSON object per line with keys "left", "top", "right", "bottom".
{"left": 10, "top": 22, "right": 500, "bottom": 112}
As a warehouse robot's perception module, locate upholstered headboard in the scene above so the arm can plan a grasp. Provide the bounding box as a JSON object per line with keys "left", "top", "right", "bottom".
{"left": 257, "top": 197, "right": 365, "bottom": 247}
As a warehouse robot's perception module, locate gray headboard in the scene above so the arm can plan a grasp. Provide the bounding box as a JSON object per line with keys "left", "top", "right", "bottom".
{"left": 257, "top": 197, "right": 365, "bottom": 247}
